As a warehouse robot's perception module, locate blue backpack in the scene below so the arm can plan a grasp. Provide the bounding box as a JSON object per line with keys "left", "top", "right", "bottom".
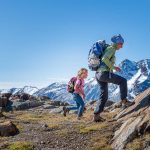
{"left": 88, "top": 40, "right": 109, "bottom": 71}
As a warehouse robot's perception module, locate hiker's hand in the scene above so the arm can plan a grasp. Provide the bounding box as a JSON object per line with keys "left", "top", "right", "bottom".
{"left": 82, "top": 94, "right": 85, "bottom": 100}
{"left": 114, "top": 66, "right": 121, "bottom": 72}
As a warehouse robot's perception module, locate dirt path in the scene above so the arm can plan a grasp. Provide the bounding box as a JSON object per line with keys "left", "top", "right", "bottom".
{"left": 0, "top": 109, "right": 117, "bottom": 150}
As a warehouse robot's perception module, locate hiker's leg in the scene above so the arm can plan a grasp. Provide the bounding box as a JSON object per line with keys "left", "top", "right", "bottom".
{"left": 106, "top": 72, "right": 127, "bottom": 100}
{"left": 67, "top": 101, "right": 79, "bottom": 111}
{"left": 76, "top": 101, "right": 80, "bottom": 109}
{"left": 95, "top": 72, "right": 127, "bottom": 100}
{"left": 108, "top": 73, "right": 135, "bottom": 107}
{"left": 75, "top": 94, "right": 85, "bottom": 117}
{"left": 94, "top": 80, "right": 108, "bottom": 114}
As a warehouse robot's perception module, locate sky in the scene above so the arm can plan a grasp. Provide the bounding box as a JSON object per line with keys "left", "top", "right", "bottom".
{"left": 0, "top": 0, "right": 150, "bottom": 89}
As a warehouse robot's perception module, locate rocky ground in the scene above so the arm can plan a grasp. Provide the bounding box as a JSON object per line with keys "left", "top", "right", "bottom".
{"left": 0, "top": 88, "right": 150, "bottom": 150}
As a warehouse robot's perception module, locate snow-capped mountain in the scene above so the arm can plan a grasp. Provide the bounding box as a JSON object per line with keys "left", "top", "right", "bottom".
{"left": 0, "top": 86, "right": 39, "bottom": 95}
{"left": 33, "top": 82, "right": 73, "bottom": 104}
{"left": 34, "top": 59, "right": 150, "bottom": 103}
{"left": 118, "top": 59, "right": 150, "bottom": 99}
{"left": 0, "top": 59, "right": 149, "bottom": 104}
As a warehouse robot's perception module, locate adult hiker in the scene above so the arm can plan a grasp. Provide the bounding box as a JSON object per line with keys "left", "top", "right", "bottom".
{"left": 88, "top": 34, "right": 135, "bottom": 122}
{"left": 63, "top": 68, "right": 88, "bottom": 120}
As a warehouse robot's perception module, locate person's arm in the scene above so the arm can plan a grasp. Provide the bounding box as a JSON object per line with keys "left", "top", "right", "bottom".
{"left": 101, "top": 47, "right": 116, "bottom": 70}
{"left": 74, "top": 84, "right": 84, "bottom": 96}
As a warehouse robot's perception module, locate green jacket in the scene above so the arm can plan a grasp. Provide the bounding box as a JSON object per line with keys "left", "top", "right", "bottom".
{"left": 97, "top": 44, "right": 117, "bottom": 72}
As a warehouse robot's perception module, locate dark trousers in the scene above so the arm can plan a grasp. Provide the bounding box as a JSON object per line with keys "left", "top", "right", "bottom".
{"left": 94, "top": 71, "right": 127, "bottom": 114}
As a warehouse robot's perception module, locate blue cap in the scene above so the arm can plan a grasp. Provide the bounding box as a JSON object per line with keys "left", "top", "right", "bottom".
{"left": 111, "top": 34, "right": 124, "bottom": 44}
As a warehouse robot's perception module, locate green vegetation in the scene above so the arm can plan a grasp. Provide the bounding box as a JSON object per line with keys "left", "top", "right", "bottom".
{"left": 9, "top": 141, "right": 34, "bottom": 150}
{"left": 79, "top": 123, "right": 108, "bottom": 134}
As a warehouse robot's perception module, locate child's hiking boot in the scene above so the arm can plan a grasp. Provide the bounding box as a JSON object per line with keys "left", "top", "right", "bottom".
{"left": 63, "top": 106, "right": 69, "bottom": 117}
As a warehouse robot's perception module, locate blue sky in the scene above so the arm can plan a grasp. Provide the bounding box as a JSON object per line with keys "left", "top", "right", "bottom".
{"left": 0, "top": 0, "right": 150, "bottom": 89}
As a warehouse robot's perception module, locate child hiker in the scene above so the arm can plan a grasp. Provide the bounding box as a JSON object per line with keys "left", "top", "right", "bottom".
{"left": 63, "top": 68, "right": 88, "bottom": 120}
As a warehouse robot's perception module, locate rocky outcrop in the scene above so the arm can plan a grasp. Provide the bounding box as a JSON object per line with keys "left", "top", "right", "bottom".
{"left": 1, "top": 93, "right": 12, "bottom": 99}
{"left": 111, "top": 88, "right": 150, "bottom": 150}
{"left": 49, "top": 100, "right": 69, "bottom": 106}
{"left": 20, "top": 93, "right": 30, "bottom": 100}
{"left": 12, "top": 100, "right": 44, "bottom": 110}
{"left": 39, "top": 96, "right": 51, "bottom": 101}
{"left": 4, "top": 93, "right": 50, "bottom": 111}
{"left": 0, "top": 93, "right": 12, "bottom": 108}
{"left": 0, "top": 92, "right": 70, "bottom": 111}
{"left": 10, "top": 93, "right": 32, "bottom": 101}
{"left": 0, "top": 96, "right": 8, "bottom": 108}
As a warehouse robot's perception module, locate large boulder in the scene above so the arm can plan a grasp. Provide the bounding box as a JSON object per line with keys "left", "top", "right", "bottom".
{"left": 1, "top": 93, "right": 12, "bottom": 99}
{"left": 0, "top": 96, "right": 8, "bottom": 108}
{"left": 0, "top": 121, "right": 19, "bottom": 136}
{"left": 111, "top": 88, "right": 150, "bottom": 150}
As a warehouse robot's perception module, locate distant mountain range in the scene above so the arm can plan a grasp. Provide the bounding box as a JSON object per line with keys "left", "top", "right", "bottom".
{"left": 0, "top": 59, "right": 150, "bottom": 104}
{"left": 0, "top": 86, "right": 39, "bottom": 95}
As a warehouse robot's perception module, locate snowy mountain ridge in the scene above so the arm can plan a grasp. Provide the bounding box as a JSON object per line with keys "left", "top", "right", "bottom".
{"left": 0, "top": 59, "right": 150, "bottom": 104}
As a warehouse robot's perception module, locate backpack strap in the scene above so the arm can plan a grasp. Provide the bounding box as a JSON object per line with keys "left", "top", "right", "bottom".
{"left": 75, "top": 78, "right": 83, "bottom": 87}
{"left": 96, "top": 42, "right": 101, "bottom": 50}
{"left": 79, "top": 78, "right": 83, "bottom": 86}
{"left": 79, "top": 79, "right": 82, "bottom": 86}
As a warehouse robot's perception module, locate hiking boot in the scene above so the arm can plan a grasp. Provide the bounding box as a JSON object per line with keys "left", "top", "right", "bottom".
{"left": 93, "top": 114, "right": 106, "bottom": 122}
{"left": 63, "top": 106, "right": 69, "bottom": 117}
{"left": 121, "top": 99, "right": 135, "bottom": 109}
{"left": 83, "top": 107, "right": 87, "bottom": 112}
{"left": 77, "top": 116, "right": 82, "bottom": 120}
{"left": 114, "top": 101, "right": 122, "bottom": 108}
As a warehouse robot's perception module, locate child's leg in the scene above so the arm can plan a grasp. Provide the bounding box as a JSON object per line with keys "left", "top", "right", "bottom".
{"left": 75, "top": 95, "right": 85, "bottom": 117}
{"left": 67, "top": 95, "right": 80, "bottom": 111}
{"left": 67, "top": 101, "right": 79, "bottom": 111}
